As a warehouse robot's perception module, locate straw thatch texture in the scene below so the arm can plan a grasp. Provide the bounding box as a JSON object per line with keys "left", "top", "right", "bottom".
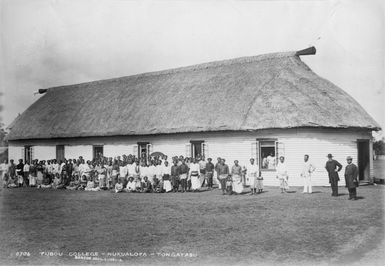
{"left": 7, "top": 50, "right": 380, "bottom": 140}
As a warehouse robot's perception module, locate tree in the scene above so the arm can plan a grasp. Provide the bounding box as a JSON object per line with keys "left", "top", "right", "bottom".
{"left": 373, "top": 138, "right": 385, "bottom": 155}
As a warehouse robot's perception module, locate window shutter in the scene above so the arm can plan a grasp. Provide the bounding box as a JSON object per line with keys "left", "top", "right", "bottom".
{"left": 275, "top": 141, "right": 285, "bottom": 159}
{"left": 201, "top": 142, "right": 208, "bottom": 158}
{"left": 133, "top": 145, "right": 138, "bottom": 157}
{"left": 30, "top": 146, "right": 34, "bottom": 163}
{"left": 185, "top": 143, "right": 191, "bottom": 158}
{"left": 146, "top": 144, "right": 153, "bottom": 158}
{"left": 250, "top": 141, "right": 260, "bottom": 166}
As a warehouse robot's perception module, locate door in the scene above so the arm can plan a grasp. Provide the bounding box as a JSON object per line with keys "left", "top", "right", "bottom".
{"left": 357, "top": 140, "right": 370, "bottom": 181}
{"left": 93, "top": 145, "right": 104, "bottom": 160}
{"left": 56, "top": 145, "right": 65, "bottom": 162}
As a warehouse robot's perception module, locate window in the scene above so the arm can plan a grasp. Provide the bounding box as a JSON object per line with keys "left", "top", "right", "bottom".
{"left": 22, "top": 146, "right": 33, "bottom": 164}
{"left": 56, "top": 145, "right": 65, "bottom": 162}
{"left": 260, "top": 140, "right": 276, "bottom": 170}
{"left": 255, "top": 139, "right": 285, "bottom": 171}
{"left": 186, "top": 141, "right": 206, "bottom": 159}
{"left": 93, "top": 145, "right": 104, "bottom": 160}
{"left": 136, "top": 142, "right": 152, "bottom": 162}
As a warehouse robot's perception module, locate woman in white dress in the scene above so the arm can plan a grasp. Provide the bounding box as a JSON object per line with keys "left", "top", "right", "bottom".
{"left": 189, "top": 159, "right": 201, "bottom": 191}
{"left": 162, "top": 161, "right": 172, "bottom": 192}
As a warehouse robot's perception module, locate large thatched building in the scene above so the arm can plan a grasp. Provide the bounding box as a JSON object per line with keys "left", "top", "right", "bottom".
{"left": 7, "top": 47, "right": 380, "bottom": 186}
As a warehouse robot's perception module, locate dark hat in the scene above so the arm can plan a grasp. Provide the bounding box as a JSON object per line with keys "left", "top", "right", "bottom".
{"left": 327, "top": 154, "right": 333, "bottom": 158}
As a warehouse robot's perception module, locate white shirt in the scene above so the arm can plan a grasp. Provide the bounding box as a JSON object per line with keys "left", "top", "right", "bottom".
{"left": 126, "top": 164, "right": 136, "bottom": 176}
{"left": 52, "top": 163, "right": 60, "bottom": 174}
{"left": 23, "top": 164, "right": 30, "bottom": 172}
{"left": 276, "top": 162, "right": 288, "bottom": 178}
{"left": 119, "top": 165, "right": 128, "bottom": 177}
{"left": 267, "top": 156, "right": 276, "bottom": 169}
{"left": 189, "top": 163, "right": 200, "bottom": 173}
{"left": 246, "top": 163, "right": 258, "bottom": 174}
{"left": 301, "top": 161, "right": 315, "bottom": 177}
{"left": 127, "top": 181, "right": 136, "bottom": 190}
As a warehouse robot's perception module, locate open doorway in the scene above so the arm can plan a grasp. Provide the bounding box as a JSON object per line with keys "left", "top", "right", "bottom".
{"left": 357, "top": 140, "right": 370, "bottom": 181}
{"left": 93, "top": 145, "right": 104, "bottom": 160}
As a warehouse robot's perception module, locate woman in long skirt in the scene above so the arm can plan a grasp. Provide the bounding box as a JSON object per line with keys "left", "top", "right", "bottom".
{"left": 189, "top": 159, "right": 201, "bottom": 191}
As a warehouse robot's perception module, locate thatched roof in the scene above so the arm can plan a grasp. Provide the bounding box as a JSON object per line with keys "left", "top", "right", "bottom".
{"left": 7, "top": 47, "right": 380, "bottom": 141}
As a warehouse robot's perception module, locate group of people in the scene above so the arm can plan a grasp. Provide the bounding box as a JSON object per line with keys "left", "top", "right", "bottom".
{"left": 0, "top": 152, "right": 359, "bottom": 199}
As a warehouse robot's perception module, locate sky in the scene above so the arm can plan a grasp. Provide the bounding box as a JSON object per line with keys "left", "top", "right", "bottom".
{"left": 0, "top": 0, "right": 384, "bottom": 138}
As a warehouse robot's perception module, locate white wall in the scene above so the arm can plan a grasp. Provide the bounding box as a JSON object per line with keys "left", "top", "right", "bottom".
{"left": 8, "top": 128, "right": 371, "bottom": 186}
{"left": 33, "top": 146, "right": 56, "bottom": 161}
{"left": 8, "top": 145, "right": 23, "bottom": 162}
{"left": 65, "top": 145, "right": 93, "bottom": 161}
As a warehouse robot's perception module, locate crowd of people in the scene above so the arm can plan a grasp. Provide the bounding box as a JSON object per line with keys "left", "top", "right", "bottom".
{"left": 0, "top": 152, "right": 359, "bottom": 199}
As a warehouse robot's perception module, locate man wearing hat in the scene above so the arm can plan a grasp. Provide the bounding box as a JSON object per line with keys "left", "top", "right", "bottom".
{"left": 344, "top": 156, "right": 359, "bottom": 200}
{"left": 325, "top": 154, "right": 342, "bottom": 196}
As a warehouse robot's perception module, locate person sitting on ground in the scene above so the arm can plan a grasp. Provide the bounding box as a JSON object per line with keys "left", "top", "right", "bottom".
{"left": 39, "top": 174, "right": 52, "bottom": 189}
{"left": 66, "top": 174, "right": 80, "bottom": 190}
{"left": 125, "top": 176, "right": 136, "bottom": 192}
{"left": 114, "top": 178, "right": 123, "bottom": 193}
{"left": 135, "top": 176, "right": 142, "bottom": 191}
{"left": 141, "top": 176, "right": 152, "bottom": 193}
{"left": 84, "top": 176, "right": 100, "bottom": 191}
{"left": 52, "top": 173, "right": 65, "bottom": 189}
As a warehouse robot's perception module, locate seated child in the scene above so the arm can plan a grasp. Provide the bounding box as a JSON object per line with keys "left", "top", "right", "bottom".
{"left": 226, "top": 175, "right": 233, "bottom": 195}
{"left": 141, "top": 176, "right": 152, "bottom": 193}
{"left": 84, "top": 176, "right": 100, "bottom": 191}
{"left": 52, "top": 174, "right": 65, "bottom": 189}
{"left": 135, "top": 176, "right": 142, "bottom": 191}
{"left": 66, "top": 174, "right": 80, "bottom": 190}
{"left": 79, "top": 174, "right": 88, "bottom": 190}
{"left": 6, "top": 174, "right": 18, "bottom": 188}
{"left": 114, "top": 179, "right": 123, "bottom": 193}
{"left": 40, "top": 174, "right": 52, "bottom": 189}
{"left": 125, "top": 176, "right": 136, "bottom": 192}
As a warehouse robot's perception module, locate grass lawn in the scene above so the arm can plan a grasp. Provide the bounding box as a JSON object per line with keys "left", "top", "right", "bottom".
{"left": 0, "top": 184, "right": 384, "bottom": 266}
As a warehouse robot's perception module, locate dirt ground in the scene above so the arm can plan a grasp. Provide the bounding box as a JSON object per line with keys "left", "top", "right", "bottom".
{"left": 0, "top": 182, "right": 384, "bottom": 266}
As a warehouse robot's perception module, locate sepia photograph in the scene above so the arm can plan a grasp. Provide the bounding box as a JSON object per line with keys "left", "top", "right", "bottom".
{"left": 0, "top": 0, "right": 384, "bottom": 265}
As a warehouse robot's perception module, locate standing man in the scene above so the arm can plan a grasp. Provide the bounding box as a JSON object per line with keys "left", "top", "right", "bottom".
{"left": 205, "top": 158, "right": 215, "bottom": 190}
{"left": 198, "top": 156, "right": 206, "bottom": 187}
{"left": 344, "top": 156, "right": 358, "bottom": 200}
{"left": 325, "top": 154, "right": 342, "bottom": 197}
{"left": 0, "top": 160, "right": 8, "bottom": 189}
{"left": 214, "top": 157, "right": 222, "bottom": 189}
{"left": 16, "top": 159, "right": 24, "bottom": 187}
{"left": 276, "top": 156, "right": 289, "bottom": 193}
{"left": 178, "top": 159, "right": 189, "bottom": 193}
{"left": 301, "top": 155, "right": 316, "bottom": 194}
{"left": 217, "top": 158, "right": 229, "bottom": 195}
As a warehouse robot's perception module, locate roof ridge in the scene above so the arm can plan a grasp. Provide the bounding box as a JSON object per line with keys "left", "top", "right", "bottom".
{"left": 47, "top": 51, "right": 298, "bottom": 91}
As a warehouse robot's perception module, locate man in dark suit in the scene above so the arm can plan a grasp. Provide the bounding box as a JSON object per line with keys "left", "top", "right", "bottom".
{"left": 344, "top": 156, "right": 359, "bottom": 200}
{"left": 325, "top": 154, "right": 342, "bottom": 197}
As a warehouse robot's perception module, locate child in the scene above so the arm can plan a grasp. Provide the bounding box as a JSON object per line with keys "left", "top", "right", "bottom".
{"left": 114, "top": 179, "right": 123, "bottom": 193}
{"left": 66, "top": 174, "right": 80, "bottom": 190}
{"left": 40, "top": 174, "right": 52, "bottom": 189}
{"left": 125, "top": 176, "right": 136, "bottom": 192}
{"left": 52, "top": 173, "right": 65, "bottom": 189}
{"left": 141, "top": 176, "right": 152, "bottom": 193}
{"left": 84, "top": 176, "right": 100, "bottom": 191}
{"left": 256, "top": 171, "right": 264, "bottom": 193}
{"left": 226, "top": 175, "right": 233, "bottom": 195}
{"left": 135, "top": 176, "right": 142, "bottom": 191}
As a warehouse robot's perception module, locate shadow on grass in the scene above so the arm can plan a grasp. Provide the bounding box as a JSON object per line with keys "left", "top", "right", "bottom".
{"left": 286, "top": 191, "right": 297, "bottom": 193}
{"left": 355, "top": 196, "right": 365, "bottom": 200}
